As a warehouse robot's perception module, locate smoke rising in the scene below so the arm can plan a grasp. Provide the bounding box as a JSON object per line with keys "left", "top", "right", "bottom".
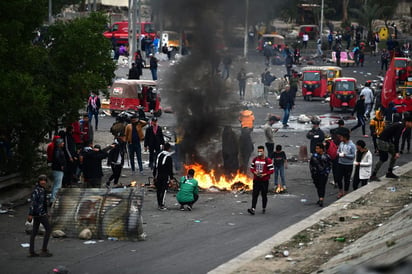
{"left": 154, "top": 0, "right": 243, "bottom": 168}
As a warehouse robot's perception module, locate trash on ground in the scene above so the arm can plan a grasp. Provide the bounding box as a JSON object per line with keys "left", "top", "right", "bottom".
{"left": 265, "top": 254, "right": 274, "bottom": 259}
{"left": 21, "top": 243, "right": 30, "bottom": 248}
{"left": 83, "top": 240, "right": 97, "bottom": 244}
{"left": 283, "top": 250, "right": 289, "bottom": 257}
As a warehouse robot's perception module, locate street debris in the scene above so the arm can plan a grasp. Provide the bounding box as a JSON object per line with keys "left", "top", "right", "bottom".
{"left": 83, "top": 240, "right": 96, "bottom": 244}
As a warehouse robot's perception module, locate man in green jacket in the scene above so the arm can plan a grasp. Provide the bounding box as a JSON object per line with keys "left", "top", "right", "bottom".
{"left": 177, "top": 169, "right": 199, "bottom": 211}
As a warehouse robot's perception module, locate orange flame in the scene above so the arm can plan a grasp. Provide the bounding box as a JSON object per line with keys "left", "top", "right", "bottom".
{"left": 184, "top": 163, "right": 253, "bottom": 191}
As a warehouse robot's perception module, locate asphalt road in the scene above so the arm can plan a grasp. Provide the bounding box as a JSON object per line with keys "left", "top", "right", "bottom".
{"left": 1, "top": 47, "right": 411, "bottom": 274}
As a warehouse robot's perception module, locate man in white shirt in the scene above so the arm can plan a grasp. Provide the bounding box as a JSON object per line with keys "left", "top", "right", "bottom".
{"left": 360, "top": 82, "right": 374, "bottom": 119}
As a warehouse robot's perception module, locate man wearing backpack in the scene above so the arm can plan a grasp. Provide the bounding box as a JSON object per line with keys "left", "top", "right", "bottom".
{"left": 248, "top": 146, "right": 274, "bottom": 215}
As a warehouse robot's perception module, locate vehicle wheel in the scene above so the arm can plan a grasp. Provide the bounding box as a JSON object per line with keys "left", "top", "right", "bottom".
{"left": 308, "top": 96, "right": 312, "bottom": 102}
{"left": 304, "top": 95, "right": 307, "bottom": 101}
{"left": 330, "top": 106, "right": 334, "bottom": 112}
{"left": 111, "top": 111, "right": 117, "bottom": 117}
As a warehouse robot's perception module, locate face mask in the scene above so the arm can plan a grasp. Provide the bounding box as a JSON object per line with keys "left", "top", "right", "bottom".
{"left": 258, "top": 152, "right": 263, "bottom": 156}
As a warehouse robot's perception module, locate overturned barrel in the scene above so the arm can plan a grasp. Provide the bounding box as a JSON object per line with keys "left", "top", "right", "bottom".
{"left": 50, "top": 187, "right": 144, "bottom": 241}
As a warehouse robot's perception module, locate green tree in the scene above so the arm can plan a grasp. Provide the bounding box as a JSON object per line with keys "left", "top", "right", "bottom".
{"left": 0, "top": 1, "right": 115, "bottom": 177}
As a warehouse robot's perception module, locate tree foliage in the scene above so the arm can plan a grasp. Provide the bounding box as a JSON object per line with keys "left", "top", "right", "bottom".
{"left": 0, "top": 1, "right": 115, "bottom": 177}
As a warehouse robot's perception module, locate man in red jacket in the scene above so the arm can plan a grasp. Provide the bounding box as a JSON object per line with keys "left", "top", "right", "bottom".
{"left": 248, "top": 146, "right": 274, "bottom": 215}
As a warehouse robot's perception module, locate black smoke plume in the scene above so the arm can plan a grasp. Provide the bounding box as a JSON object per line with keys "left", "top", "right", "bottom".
{"left": 154, "top": 0, "right": 242, "bottom": 169}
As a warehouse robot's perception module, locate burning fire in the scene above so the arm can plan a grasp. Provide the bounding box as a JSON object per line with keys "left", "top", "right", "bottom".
{"left": 184, "top": 163, "right": 253, "bottom": 191}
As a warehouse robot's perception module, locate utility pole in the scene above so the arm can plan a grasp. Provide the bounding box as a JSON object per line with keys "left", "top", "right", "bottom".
{"left": 138, "top": 0, "right": 142, "bottom": 52}
{"left": 243, "top": 0, "right": 249, "bottom": 58}
{"left": 320, "top": 0, "right": 324, "bottom": 39}
{"left": 129, "top": 0, "right": 137, "bottom": 68}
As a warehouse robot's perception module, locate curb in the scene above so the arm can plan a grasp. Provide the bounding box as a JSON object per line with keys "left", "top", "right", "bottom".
{"left": 208, "top": 162, "right": 412, "bottom": 274}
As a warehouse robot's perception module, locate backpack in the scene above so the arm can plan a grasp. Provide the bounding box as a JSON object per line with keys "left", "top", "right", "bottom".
{"left": 326, "top": 139, "right": 338, "bottom": 160}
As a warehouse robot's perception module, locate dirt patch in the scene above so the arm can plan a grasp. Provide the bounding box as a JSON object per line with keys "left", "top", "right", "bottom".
{"left": 233, "top": 173, "right": 412, "bottom": 274}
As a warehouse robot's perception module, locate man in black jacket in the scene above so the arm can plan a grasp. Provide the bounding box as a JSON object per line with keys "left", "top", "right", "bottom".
{"left": 350, "top": 95, "right": 367, "bottom": 137}
{"left": 144, "top": 117, "right": 165, "bottom": 170}
{"left": 153, "top": 143, "right": 174, "bottom": 210}
{"left": 81, "top": 143, "right": 111, "bottom": 188}
{"left": 279, "top": 85, "right": 294, "bottom": 128}
{"left": 370, "top": 116, "right": 412, "bottom": 180}
{"left": 28, "top": 175, "right": 52, "bottom": 257}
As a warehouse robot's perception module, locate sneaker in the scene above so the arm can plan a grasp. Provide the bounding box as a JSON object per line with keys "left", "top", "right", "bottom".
{"left": 369, "top": 175, "right": 380, "bottom": 182}
{"left": 186, "top": 205, "right": 192, "bottom": 211}
{"left": 139, "top": 171, "right": 145, "bottom": 175}
{"left": 158, "top": 206, "right": 167, "bottom": 211}
{"left": 262, "top": 208, "right": 266, "bottom": 214}
{"left": 363, "top": 135, "right": 369, "bottom": 138}
{"left": 28, "top": 252, "right": 39, "bottom": 257}
{"left": 247, "top": 208, "right": 255, "bottom": 215}
{"left": 386, "top": 172, "right": 399, "bottom": 179}
{"left": 180, "top": 205, "right": 185, "bottom": 211}
{"left": 39, "top": 250, "right": 53, "bottom": 257}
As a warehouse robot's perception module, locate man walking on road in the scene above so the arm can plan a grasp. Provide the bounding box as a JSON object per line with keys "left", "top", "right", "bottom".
{"left": 125, "top": 115, "right": 147, "bottom": 175}
{"left": 248, "top": 146, "right": 274, "bottom": 215}
{"left": 153, "top": 143, "right": 174, "bottom": 210}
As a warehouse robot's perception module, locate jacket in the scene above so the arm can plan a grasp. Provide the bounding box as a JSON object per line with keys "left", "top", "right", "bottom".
{"left": 153, "top": 150, "right": 174, "bottom": 180}
{"left": 28, "top": 183, "right": 48, "bottom": 216}
{"left": 125, "top": 121, "right": 147, "bottom": 143}
{"left": 82, "top": 146, "right": 110, "bottom": 179}
{"left": 378, "top": 122, "right": 405, "bottom": 153}
{"left": 239, "top": 110, "right": 255, "bottom": 128}
{"left": 176, "top": 176, "right": 199, "bottom": 203}
{"left": 250, "top": 156, "right": 274, "bottom": 181}
{"left": 352, "top": 98, "right": 366, "bottom": 117}
{"left": 306, "top": 127, "right": 325, "bottom": 154}
{"left": 337, "top": 140, "right": 356, "bottom": 165}
{"left": 108, "top": 139, "right": 126, "bottom": 166}
{"left": 144, "top": 125, "right": 165, "bottom": 149}
{"left": 279, "top": 90, "right": 294, "bottom": 109}
{"left": 309, "top": 152, "right": 331, "bottom": 178}
{"left": 51, "top": 146, "right": 66, "bottom": 172}
{"left": 354, "top": 150, "right": 373, "bottom": 179}
{"left": 370, "top": 110, "right": 385, "bottom": 137}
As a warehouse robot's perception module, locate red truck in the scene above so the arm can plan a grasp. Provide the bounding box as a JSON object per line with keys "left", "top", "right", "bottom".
{"left": 103, "top": 21, "right": 156, "bottom": 44}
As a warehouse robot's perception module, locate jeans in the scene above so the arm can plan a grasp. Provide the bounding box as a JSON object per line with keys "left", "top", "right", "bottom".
{"left": 351, "top": 114, "right": 366, "bottom": 135}
{"left": 150, "top": 68, "right": 158, "bottom": 80}
{"left": 51, "top": 170, "right": 64, "bottom": 202}
{"left": 274, "top": 165, "right": 285, "bottom": 185}
{"left": 128, "top": 142, "right": 143, "bottom": 172}
{"left": 282, "top": 107, "right": 291, "bottom": 125}
{"left": 88, "top": 110, "right": 99, "bottom": 129}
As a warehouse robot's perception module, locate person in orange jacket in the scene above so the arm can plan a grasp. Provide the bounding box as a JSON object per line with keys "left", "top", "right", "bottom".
{"left": 239, "top": 106, "right": 255, "bottom": 133}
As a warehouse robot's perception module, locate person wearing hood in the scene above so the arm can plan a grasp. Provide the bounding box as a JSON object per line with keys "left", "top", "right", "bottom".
{"left": 153, "top": 143, "right": 174, "bottom": 210}
{"left": 370, "top": 109, "right": 386, "bottom": 154}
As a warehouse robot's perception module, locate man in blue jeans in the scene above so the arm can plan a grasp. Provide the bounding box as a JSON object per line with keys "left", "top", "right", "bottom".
{"left": 279, "top": 85, "right": 294, "bottom": 128}
{"left": 125, "top": 115, "right": 147, "bottom": 175}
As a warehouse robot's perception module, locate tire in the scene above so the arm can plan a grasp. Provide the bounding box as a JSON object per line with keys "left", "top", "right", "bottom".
{"left": 330, "top": 106, "right": 334, "bottom": 112}
{"left": 308, "top": 95, "right": 312, "bottom": 102}
{"left": 110, "top": 111, "right": 117, "bottom": 117}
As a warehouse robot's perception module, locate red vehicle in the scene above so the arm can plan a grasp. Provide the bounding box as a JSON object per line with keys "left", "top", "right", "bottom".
{"left": 301, "top": 66, "right": 328, "bottom": 101}
{"left": 109, "top": 80, "right": 161, "bottom": 117}
{"left": 103, "top": 21, "right": 156, "bottom": 45}
{"left": 256, "top": 34, "right": 285, "bottom": 52}
{"left": 330, "top": 77, "right": 357, "bottom": 112}
{"left": 394, "top": 57, "right": 411, "bottom": 83}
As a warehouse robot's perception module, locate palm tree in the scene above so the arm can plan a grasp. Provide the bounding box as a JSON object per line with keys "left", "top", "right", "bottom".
{"left": 349, "top": 2, "right": 390, "bottom": 40}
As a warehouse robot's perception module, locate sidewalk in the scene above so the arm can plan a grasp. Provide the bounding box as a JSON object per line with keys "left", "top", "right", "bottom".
{"left": 209, "top": 162, "right": 412, "bottom": 273}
